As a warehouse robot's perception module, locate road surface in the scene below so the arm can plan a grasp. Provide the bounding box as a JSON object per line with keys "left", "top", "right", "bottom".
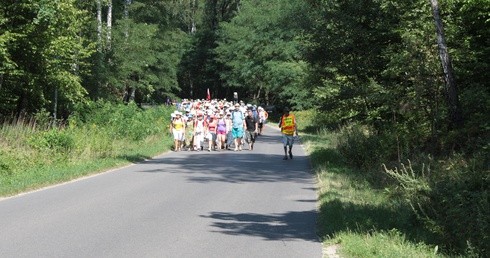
{"left": 0, "top": 126, "right": 321, "bottom": 257}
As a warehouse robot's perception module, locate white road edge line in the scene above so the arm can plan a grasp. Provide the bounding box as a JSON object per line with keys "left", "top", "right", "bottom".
{"left": 0, "top": 150, "right": 173, "bottom": 202}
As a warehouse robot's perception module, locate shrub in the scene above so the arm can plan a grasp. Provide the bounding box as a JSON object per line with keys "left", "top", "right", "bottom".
{"left": 384, "top": 156, "right": 489, "bottom": 256}
{"left": 70, "top": 101, "right": 169, "bottom": 141}
{"left": 0, "top": 151, "right": 14, "bottom": 177}
{"left": 28, "top": 129, "right": 75, "bottom": 153}
{"left": 336, "top": 125, "right": 397, "bottom": 170}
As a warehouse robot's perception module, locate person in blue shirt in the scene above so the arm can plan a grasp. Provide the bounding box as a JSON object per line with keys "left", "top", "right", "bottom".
{"left": 231, "top": 103, "right": 245, "bottom": 151}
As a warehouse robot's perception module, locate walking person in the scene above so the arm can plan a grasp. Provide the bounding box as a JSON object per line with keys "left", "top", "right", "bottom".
{"left": 216, "top": 112, "right": 227, "bottom": 151}
{"left": 225, "top": 112, "right": 233, "bottom": 150}
{"left": 184, "top": 115, "right": 194, "bottom": 151}
{"left": 231, "top": 103, "right": 245, "bottom": 151}
{"left": 171, "top": 111, "right": 186, "bottom": 151}
{"left": 258, "top": 106, "right": 268, "bottom": 135}
{"left": 193, "top": 113, "right": 207, "bottom": 151}
{"left": 244, "top": 109, "right": 258, "bottom": 150}
{"left": 278, "top": 107, "right": 298, "bottom": 160}
{"left": 207, "top": 115, "right": 218, "bottom": 151}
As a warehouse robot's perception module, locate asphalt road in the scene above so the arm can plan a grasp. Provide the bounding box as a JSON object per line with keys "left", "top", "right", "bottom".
{"left": 0, "top": 126, "right": 321, "bottom": 257}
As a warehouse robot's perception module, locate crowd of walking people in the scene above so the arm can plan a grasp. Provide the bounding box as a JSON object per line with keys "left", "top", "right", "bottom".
{"left": 169, "top": 98, "right": 298, "bottom": 160}
{"left": 168, "top": 99, "right": 268, "bottom": 152}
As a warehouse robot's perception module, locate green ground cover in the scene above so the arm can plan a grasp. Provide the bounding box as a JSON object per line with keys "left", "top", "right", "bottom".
{"left": 0, "top": 102, "right": 173, "bottom": 197}
{"left": 295, "top": 110, "right": 456, "bottom": 257}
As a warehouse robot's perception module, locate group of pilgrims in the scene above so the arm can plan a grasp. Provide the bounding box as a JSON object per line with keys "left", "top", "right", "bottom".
{"left": 169, "top": 99, "right": 269, "bottom": 152}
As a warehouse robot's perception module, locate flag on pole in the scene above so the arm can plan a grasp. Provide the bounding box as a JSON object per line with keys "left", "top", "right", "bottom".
{"left": 206, "top": 88, "right": 211, "bottom": 100}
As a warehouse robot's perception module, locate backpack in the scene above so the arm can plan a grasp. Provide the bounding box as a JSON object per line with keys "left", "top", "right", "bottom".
{"left": 252, "top": 109, "right": 259, "bottom": 121}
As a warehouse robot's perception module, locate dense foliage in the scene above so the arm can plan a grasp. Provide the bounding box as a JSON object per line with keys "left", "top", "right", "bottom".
{"left": 1, "top": 0, "right": 488, "bottom": 255}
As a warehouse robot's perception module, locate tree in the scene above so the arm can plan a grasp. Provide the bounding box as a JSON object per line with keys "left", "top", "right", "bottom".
{"left": 0, "top": 0, "right": 94, "bottom": 117}
{"left": 429, "top": 0, "right": 463, "bottom": 128}
{"left": 177, "top": 0, "right": 242, "bottom": 100}
{"left": 304, "top": 0, "right": 397, "bottom": 122}
{"left": 103, "top": 0, "right": 190, "bottom": 103}
{"left": 215, "top": 0, "right": 310, "bottom": 107}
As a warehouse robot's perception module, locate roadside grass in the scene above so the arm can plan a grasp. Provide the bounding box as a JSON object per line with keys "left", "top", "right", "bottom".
{"left": 0, "top": 104, "right": 173, "bottom": 197}
{"left": 333, "top": 229, "right": 440, "bottom": 258}
{"left": 0, "top": 134, "right": 172, "bottom": 197}
{"left": 296, "top": 110, "right": 442, "bottom": 257}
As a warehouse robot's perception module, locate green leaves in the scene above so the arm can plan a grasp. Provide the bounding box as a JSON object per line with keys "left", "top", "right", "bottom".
{"left": 0, "top": 0, "right": 93, "bottom": 115}
{"left": 215, "top": 0, "right": 311, "bottom": 107}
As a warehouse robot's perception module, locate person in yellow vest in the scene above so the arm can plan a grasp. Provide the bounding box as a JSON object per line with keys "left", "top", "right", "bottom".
{"left": 171, "top": 111, "right": 186, "bottom": 151}
{"left": 278, "top": 107, "right": 298, "bottom": 160}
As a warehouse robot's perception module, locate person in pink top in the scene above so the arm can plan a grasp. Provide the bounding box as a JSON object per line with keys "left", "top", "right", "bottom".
{"left": 216, "top": 112, "right": 227, "bottom": 151}
{"left": 207, "top": 115, "right": 218, "bottom": 151}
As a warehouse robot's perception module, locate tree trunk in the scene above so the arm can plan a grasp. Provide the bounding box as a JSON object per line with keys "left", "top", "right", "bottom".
{"left": 254, "top": 85, "right": 262, "bottom": 101}
{"left": 124, "top": 0, "right": 131, "bottom": 19}
{"left": 265, "top": 89, "right": 269, "bottom": 106}
{"left": 107, "top": 0, "right": 112, "bottom": 50}
{"left": 191, "top": 0, "right": 197, "bottom": 34}
{"left": 53, "top": 87, "right": 58, "bottom": 126}
{"left": 189, "top": 71, "right": 194, "bottom": 98}
{"left": 96, "top": 0, "right": 102, "bottom": 52}
{"left": 94, "top": 0, "right": 104, "bottom": 98}
{"left": 16, "top": 89, "right": 28, "bottom": 116}
{"left": 429, "top": 0, "right": 463, "bottom": 127}
{"left": 129, "top": 87, "right": 135, "bottom": 102}
{"left": 124, "top": 0, "right": 132, "bottom": 38}
{"left": 208, "top": 0, "right": 219, "bottom": 30}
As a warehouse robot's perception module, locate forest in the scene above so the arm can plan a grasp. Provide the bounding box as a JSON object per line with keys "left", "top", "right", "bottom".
{"left": 1, "top": 0, "right": 488, "bottom": 256}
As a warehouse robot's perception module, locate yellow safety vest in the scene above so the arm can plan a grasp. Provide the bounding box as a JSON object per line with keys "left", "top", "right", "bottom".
{"left": 280, "top": 114, "right": 296, "bottom": 135}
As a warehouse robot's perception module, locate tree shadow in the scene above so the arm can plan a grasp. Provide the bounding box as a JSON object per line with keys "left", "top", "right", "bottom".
{"left": 133, "top": 130, "right": 314, "bottom": 184}
{"left": 310, "top": 147, "right": 439, "bottom": 246}
{"left": 136, "top": 152, "right": 314, "bottom": 184}
{"left": 316, "top": 195, "right": 439, "bottom": 245}
{"left": 117, "top": 154, "right": 153, "bottom": 163}
{"left": 317, "top": 198, "right": 408, "bottom": 237}
{"left": 200, "top": 210, "right": 320, "bottom": 242}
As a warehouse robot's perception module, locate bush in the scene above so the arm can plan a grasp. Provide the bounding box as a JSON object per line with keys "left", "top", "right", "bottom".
{"left": 70, "top": 101, "right": 169, "bottom": 141}
{"left": 28, "top": 129, "right": 75, "bottom": 153}
{"left": 336, "top": 125, "right": 398, "bottom": 170}
{"left": 385, "top": 155, "right": 489, "bottom": 256}
{"left": 0, "top": 151, "right": 14, "bottom": 176}
{"left": 429, "top": 156, "right": 489, "bottom": 256}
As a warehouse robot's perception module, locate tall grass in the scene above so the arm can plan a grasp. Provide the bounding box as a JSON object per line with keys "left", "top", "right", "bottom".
{"left": 294, "top": 110, "right": 447, "bottom": 257}
{"left": 332, "top": 120, "right": 488, "bottom": 256}
{"left": 0, "top": 101, "right": 173, "bottom": 197}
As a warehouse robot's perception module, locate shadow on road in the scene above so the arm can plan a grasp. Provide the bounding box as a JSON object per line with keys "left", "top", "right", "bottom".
{"left": 136, "top": 152, "right": 313, "bottom": 184}
{"left": 200, "top": 210, "right": 319, "bottom": 242}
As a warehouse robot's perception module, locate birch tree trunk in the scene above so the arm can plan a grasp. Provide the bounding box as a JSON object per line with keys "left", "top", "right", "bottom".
{"left": 123, "top": 0, "right": 133, "bottom": 103}
{"left": 96, "top": 0, "right": 102, "bottom": 52}
{"left": 95, "top": 0, "right": 104, "bottom": 98}
{"left": 124, "top": 0, "right": 131, "bottom": 38}
{"left": 106, "top": 0, "right": 112, "bottom": 50}
{"left": 429, "top": 0, "right": 463, "bottom": 127}
{"left": 191, "top": 0, "right": 197, "bottom": 34}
